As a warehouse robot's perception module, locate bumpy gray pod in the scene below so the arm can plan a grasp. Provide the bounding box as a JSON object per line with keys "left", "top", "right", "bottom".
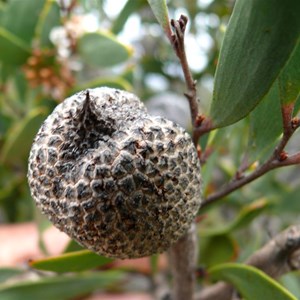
{"left": 28, "top": 87, "right": 202, "bottom": 259}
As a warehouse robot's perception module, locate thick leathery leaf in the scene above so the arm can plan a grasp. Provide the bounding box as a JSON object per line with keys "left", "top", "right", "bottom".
{"left": 210, "top": 0, "right": 300, "bottom": 127}
{"left": 30, "top": 250, "right": 113, "bottom": 273}
{"left": 278, "top": 41, "right": 300, "bottom": 105}
{"left": 1, "top": 108, "right": 47, "bottom": 165}
{"left": 78, "top": 32, "right": 132, "bottom": 67}
{"left": 248, "top": 84, "right": 282, "bottom": 160}
{"left": 112, "top": 0, "right": 145, "bottom": 34}
{"left": 200, "top": 198, "right": 271, "bottom": 236}
{"left": 200, "top": 235, "right": 237, "bottom": 268}
{"left": 209, "top": 263, "right": 297, "bottom": 300}
{"left": 0, "top": 0, "right": 45, "bottom": 64}
{"left": 0, "top": 268, "right": 23, "bottom": 284}
{"left": 147, "top": 0, "right": 172, "bottom": 38}
{"left": 0, "top": 28, "right": 30, "bottom": 64}
{"left": 36, "top": 0, "right": 61, "bottom": 48}
{"left": 0, "top": 271, "right": 123, "bottom": 300}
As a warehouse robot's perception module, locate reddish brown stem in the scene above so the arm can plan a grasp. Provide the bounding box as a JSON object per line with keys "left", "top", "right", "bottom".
{"left": 170, "top": 15, "right": 200, "bottom": 144}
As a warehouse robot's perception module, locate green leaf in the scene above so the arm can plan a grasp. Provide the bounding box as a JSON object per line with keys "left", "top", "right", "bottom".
{"left": 1, "top": 108, "right": 47, "bottom": 165}
{"left": 112, "top": 0, "right": 145, "bottom": 34}
{"left": 294, "top": 94, "right": 300, "bottom": 115}
{"left": 210, "top": 0, "right": 300, "bottom": 127}
{"left": 273, "top": 185, "right": 300, "bottom": 214}
{"left": 200, "top": 235, "right": 237, "bottom": 268}
{"left": 201, "top": 198, "right": 271, "bottom": 236}
{"left": 0, "top": 27, "right": 31, "bottom": 65}
{"left": 36, "top": 0, "right": 61, "bottom": 48}
{"left": 278, "top": 41, "right": 300, "bottom": 105}
{"left": 209, "top": 263, "right": 297, "bottom": 300}
{"left": 248, "top": 83, "right": 282, "bottom": 161}
{"left": 78, "top": 32, "right": 132, "bottom": 67}
{"left": 63, "top": 240, "right": 84, "bottom": 253}
{"left": 30, "top": 250, "right": 113, "bottom": 273}
{"left": 280, "top": 273, "right": 300, "bottom": 299}
{"left": 0, "top": 271, "right": 123, "bottom": 300}
{"left": 0, "top": 268, "right": 23, "bottom": 284}
{"left": 201, "top": 151, "right": 218, "bottom": 194}
{"left": 0, "top": 0, "right": 46, "bottom": 64}
{"left": 147, "top": 0, "right": 172, "bottom": 38}
{"left": 1, "top": 0, "right": 45, "bottom": 43}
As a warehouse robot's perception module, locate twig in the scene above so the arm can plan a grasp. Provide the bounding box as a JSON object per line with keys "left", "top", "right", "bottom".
{"left": 201, "top": 112, "right": 300, "bottom": 210}
{"left": 196, "top": 224, "right": 300, "bottom": 300}
{"left": 170, "top": 15, "right": 198, "bottom": 126}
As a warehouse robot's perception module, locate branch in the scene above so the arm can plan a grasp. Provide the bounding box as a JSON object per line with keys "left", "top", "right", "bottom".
{"left": 201, "top": 114, "right": 300, "bottom": 210}
{"left": 196, "top": 224, "right": 300, "bottom": 300}
{"left": 169, "top": 224, "right": 198, "bottom": 300}
{"left": 168, "top": 15, "right": 201, "bottom": 300}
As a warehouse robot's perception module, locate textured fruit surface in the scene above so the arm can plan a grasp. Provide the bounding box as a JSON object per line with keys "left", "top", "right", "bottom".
{"left": 28, "top": 87, "right": 202, "bottom": 259}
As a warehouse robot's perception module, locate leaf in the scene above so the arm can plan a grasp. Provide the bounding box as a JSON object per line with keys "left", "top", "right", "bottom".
{"left": 209, "top": 263, "right": 297, "bottom": 300}
{"left": 273, "top": 185, "right": 300, "bottom": 214}
{"left": 200, "top": 235, "right": 238, "bottom": 268}
{"left": 63, "top": 240, "right": 84, "bottom": 253}
{"left": 201, "top": 151, "right": 218, "bottom": 194}
{"left": 147, "top": 0, "right": 172, "bottom": 38}
{"left": 0, "top": 268, "right": 23, "bottom": 284}
{"left": 36, "top": 0, "right": 61, "bottom": 48}
{"left": 278, "top": 41, "right": 300, "bottom": 105}
{"left": 201, "top": 198, "right": 271, "bottom": 236}
{"left": 0, "top": 27, "right": 31, "bottom": 65}
{"left": 30, "top": 250, "right": 113, "bottom": 273}
{"left": 294, "top": 94, "right": 300, "bottom": 115}
{"left": 78, "top": 32, "right": 132, "bottom": 67}
{"left": 1, "top": 108, "right": 47, "bottom": 165}
{"left": 280, "top": 273, "right": 300, "bottom": 299}
{"left": 210, "top": 0, "right": 300, "bottom": 127}
{"left": 248, "top": 83, "right": 282, "bottom": 161}
{"left": 0, "top": 271, "right": 123, "bottom": 300}
{"left": 112, "top": 0, "right": 145, "bottom": 34}
{"left": 0, "top": 0, "right": 46, "bottom": 64}
{"left": 1, "top": 0, "right": 45, "bottom": 43}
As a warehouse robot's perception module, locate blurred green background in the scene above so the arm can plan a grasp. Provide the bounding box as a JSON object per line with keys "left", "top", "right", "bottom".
{"left": 0, "top": 0, "right": 299, "bottom": 299}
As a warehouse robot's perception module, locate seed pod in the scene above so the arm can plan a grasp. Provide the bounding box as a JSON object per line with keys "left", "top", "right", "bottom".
{"left": 28, "top": 87, "right": 202, "bottom": 259}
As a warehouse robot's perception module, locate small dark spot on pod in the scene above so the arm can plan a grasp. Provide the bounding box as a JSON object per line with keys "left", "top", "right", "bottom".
{"left": 77, "top": 182, "right": 92, "bottom": 200}
{"left": 120, "top": 153, "right": 134, "bottom": 173}
{"left": 166, "top": 141, "right": 176, "bottom": 153}
{"left": 133, "top": 172, "right": 147, "bottom": 189}
{"left": 53, "top": 178, "right": 64, "bottom": 198}
{"left": 95, "top": 166, "right": 110, "bottom": 178}
{"left": 103, "top": 178, "right": 117, "bottom": 193}
{"left": 91, "top": 180, "right": 103, "bottom": 194}
{"left": 82, "top": 198, "right": 96, "bottom": 211}
{"left": 48, "top": 148, "right": 58, "bottom": 164}
{"left": 158, "top": 156, "right": 168, "bottom": 169}
{"left": 123, "top": 138, "right": 137, "bottom": 154}
{"left": 84, "top": 164, "right": 95, "bottom": 180}
{"left": 112, "top": 163, "right": 127, "bottom": 179}
{"left": 36, "top": 148, "right": 45, "bottom": 163}
{"left": 118, "top": 176, "right": 135, "bottom": 194}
